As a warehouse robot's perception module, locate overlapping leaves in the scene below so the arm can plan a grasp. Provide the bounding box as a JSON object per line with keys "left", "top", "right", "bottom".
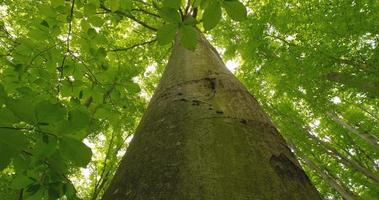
{"left": 0, "top": 86, "right": 92, "bottom": 199}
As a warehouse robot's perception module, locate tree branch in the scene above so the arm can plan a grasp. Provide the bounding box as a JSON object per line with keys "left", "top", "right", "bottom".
{"left": 110, "top": 39, "right": 156, "bottom": 52}
{"left": 57, "top": 0, "right": 75, "bottom": 95}
{"left": 100, "top": 4, "right": 157, "bottom": 32}
{"left": 131, "top": 8, "right": 160, "bottom": 18}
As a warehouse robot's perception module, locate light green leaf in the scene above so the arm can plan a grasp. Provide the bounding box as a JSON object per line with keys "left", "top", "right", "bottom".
{"left": 89, "top": 0, "right": 100, "bottom": 7}
{"left": 222, "top": 0, "right": 247, "bottom": 21}
{"left": 109, "top": 0, "right": 120, "bottom": 12}
{"left": 157, "top": 24, "right": 178, "bottom": 45}
{"left": 120, "top": 0, "right": 133, "bottom": 11}
{"left": 50, "top": 0, "right": 65, "bottom": 8}
{"left": 202, "top": 1, "right": 221, "bottom": 30}
{"left": 126, "top": 82, "right": 141, "bottom": 94}
{"left": 59, "top": 136, "right": 92, "bottom": 167}
{"left": 180, "top": 25, "right": 197, "bottom": 51}
{"left": 84, "top": 3, "right": 97, "bottom": 15}
{"left": 163, "top": 0, "right": 182, "bottom": 9}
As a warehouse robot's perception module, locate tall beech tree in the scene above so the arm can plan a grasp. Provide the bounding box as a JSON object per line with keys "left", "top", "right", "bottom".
{"left": 0, "top": 0, "right": 378, "bottom": 200}
{"left": 102, "top": 32, "right": 320, "bottom": 199}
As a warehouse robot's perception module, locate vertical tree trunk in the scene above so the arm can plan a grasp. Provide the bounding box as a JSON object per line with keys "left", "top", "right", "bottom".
{"left": 327, "top": 112, "right": 379, "bottom": 149}
{"left": 102, "top": 32, "right": 321, "bottom": 200}
{"left": 271, "top": 107, "right": 379, "bottom": 183}
{"left": 287, "top": 140, "right": 357, "bottom": 200}
{"left": 307, "top": 130, "right": 379, "bottom": 184}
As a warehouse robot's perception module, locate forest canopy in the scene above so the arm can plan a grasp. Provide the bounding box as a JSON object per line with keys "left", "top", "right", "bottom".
{"left": 0, "top": 0, "right": 378, "bottom": 199}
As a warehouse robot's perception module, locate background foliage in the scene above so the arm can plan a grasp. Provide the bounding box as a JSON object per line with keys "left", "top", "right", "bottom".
{"left": 0, "top": 0, "right": 378, "bottom": 199}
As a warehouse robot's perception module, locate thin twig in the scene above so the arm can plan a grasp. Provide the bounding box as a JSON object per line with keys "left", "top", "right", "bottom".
{"left": 131, "top": 8, "right": 160, "bottom": 18}
{"left": 110, "top": 39, "right": 156, "bottom": 52}
{"left": 57, "top": 0, "right": 76, "bottom": 95}
{"left": 100, "top": 4, "right": 157, "bottom": 31}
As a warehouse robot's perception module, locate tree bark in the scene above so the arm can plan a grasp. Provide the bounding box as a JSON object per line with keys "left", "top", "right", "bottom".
{"left": 102, "top": 32, "right": 321, "bottom": 200}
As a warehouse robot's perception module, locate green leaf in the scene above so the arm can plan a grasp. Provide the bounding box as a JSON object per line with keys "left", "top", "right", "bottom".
{"left": 88, "top": 16, "right": 104, "bottom": 27}
{"left": 48, "top": 153, "right": 68, "bottom": 174}
{"left": 84, "top": 3, "right": 97, "bottom": 15}
{"left": 6, "top": 98, "right": 36, "bottom": 123}
{"left": 120, "top": 0, "right": 133, "bottom": 11}
{"left": 59, "top": 136, "right": 92, "bottom": 167}
{"left": 62, "top": 110, "right": 91, "bottom": 139}
{"left": 222, "top": 0, "right": 247, "bottom": 21}
{"left": 0, "top": 107, "right": 19, "bottom": 126}
{"left": 202, "top": 1, "right": 221, "bottom": 30}
{"left": 87, "top": 28, "right": 97, "bottom": 39}
{"left": 38, "top": 136, "right": 58, "bottom": 158}
{"left": 89, "top": 0, "right": 100, "bottom": 7}
{"left": 162, "top": 0, "right": 182, "bottom": 9}
{"left": 13, "top": 154, "right": 31, "bottom": 172}
{"left": 95, "top": 47, "right": 107, "bottom": 61}
{"left": 109, "top": 0, "right": 120, "bottom": 12}
{"left": 35, "top": 100, "right": 66, "bottom": 123}
{"left": 159, "top": 7, "right": 181, "bottom": 24}
{"left": 194, "top": 0, "right": 202, "bottom": 7}
{"left": 48, "top": 183, "right": 65, "bottom": 199}
{"left": 0, "top": 83, "right": 5, "bottom": 101}
{"left": 11, "top": 174, "right": 33, "bottom": 189}
{"left": 0, "top": 129, "right": 28, "bottom": 170}
{"left": 180, "top": 25, "right": 197, "bottom": 51}
{"left": 125, "top": 82, "right": 141, "bottom": 94}
{"left": 0, "top": 152, "right": 11, "bottom": 170}
{"left": 50, "top": 0, "right": 65, "bottom": 8}
{"left": 24, "top": 185, "right": 44, "bottom": 200}
{"left": 157, "top": 24, "right": 178, "bottom": 45}
{"left": 183, "top": 16, "right": 196, "bottom": 25}
{"left": 63, "top": 182, "right": 77, "bottom": 199}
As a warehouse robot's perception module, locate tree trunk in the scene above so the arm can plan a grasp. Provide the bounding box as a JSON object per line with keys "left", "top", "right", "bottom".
{"left": 271, "top": 107, "right": 379, "bottom": 184}
{"left": 307, "top": 129, "right": 379, "bottom": 184}
{"left": 102, "top": 32, "right": 321, "bottom": 200}
{"left": 327, "top": 112, "right": 379, "bottom": 149}
{"left": 287, "top": 140, "right": 357, "bottom": 200}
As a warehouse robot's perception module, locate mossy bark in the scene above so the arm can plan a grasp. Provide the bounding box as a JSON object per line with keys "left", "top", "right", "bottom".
{"left": 102, "top": 33, "right": 321, "bottom": 200}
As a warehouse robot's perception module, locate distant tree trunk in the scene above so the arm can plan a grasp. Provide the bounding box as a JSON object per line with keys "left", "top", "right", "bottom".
{"left": 271, "top": 108, "right": 379, "bottom": 184}
{"left": 327, "top": 112, "right": 379, "bottom": 149}
{"left": 102, "top": 32, "right": 321, "bottom": 200}
{"left": 287, "top": 140, "right": 358, "bottom": 200}
{"left": 307, "top": 130, "right": 379, "bottom": 184}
